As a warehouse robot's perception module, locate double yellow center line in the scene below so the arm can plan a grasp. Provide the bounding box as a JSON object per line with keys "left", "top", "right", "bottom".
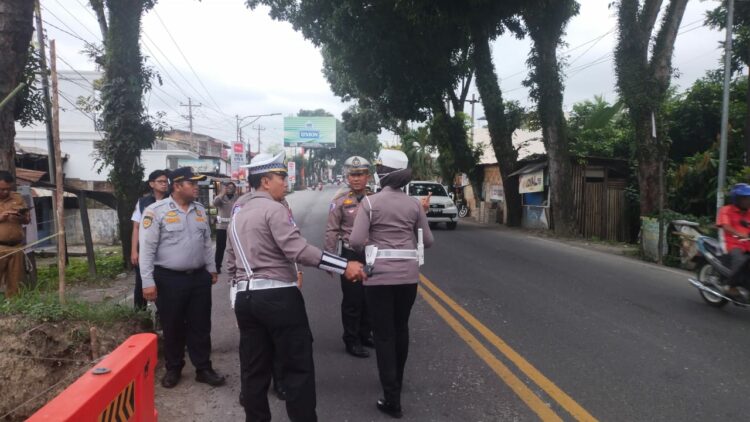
{"left": 419, "top": 274, "right": 597, "bottom": 422}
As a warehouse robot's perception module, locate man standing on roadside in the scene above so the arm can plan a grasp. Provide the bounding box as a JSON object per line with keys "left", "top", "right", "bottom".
{"left": 213, "top": 181, "right": 238, "bottom": 274}
{"left": 325, "top": 156, "right": 374, "bottom": 358}
{"left": 130, "top": 169, "right": 169, "bottom": 310}
{"left": 139, "top": 167, "right": 225, "bottom": 389}
{"left": 0, "top": 171, "right": 30, "bottom": 298}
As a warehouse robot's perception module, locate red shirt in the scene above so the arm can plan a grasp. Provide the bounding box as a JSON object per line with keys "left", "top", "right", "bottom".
{"left": 717, "top": 204, "right": 750, "bottom": 252}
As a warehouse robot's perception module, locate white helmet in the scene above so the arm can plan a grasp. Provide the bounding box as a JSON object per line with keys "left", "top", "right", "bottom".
{"left": 343, "top": 155, "right": 370, "bottom": 175}
{"left": 375, "top": 149, "right": 408, "bottom": 170}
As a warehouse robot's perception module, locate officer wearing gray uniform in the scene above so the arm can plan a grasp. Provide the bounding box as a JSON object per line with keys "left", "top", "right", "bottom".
{"left": 229, "top": 152, "right": 366, "bottom": 422}
{"left": 349, "top": 150, "right": 434, "bottom": 419}
{"left": 139, "top": 167, "right": 226, "bottom": 389}
{"left": 325, "top": 155, "right": 374, "bottom": 358}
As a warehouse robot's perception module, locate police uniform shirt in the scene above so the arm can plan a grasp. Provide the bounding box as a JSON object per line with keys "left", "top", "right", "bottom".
{"left": 138, "top": 196, "right": 216, "bottom": 288}
{"left": 324, "top": 190, "right": 369, "bottom": 253}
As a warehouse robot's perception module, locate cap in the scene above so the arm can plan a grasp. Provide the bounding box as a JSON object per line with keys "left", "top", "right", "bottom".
{"left": 344, "top": 155, "right": 370, "bottom": 174}
{"left": 169, "top": 167, "right": 207, "bottom": 184}
{"left": 375, "top": 149, "right": 408, "bottom": 171}
{"left": 243, "top": 151, "right": 287, "bottom": 175}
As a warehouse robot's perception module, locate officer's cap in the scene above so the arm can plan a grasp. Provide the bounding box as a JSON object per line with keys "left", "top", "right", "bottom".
{"left": 375, "top": 149, "right": 408, "bottom": 171}
{"left": 344, "top": 155, "right": 370, "bottom": 175}
{"left": 243, "top": 151, "right": 287, "bottom": 175}
{"left": 169, "top": 167, "right": 207, "bottom": 184}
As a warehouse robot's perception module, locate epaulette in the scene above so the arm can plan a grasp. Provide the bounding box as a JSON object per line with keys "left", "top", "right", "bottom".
{"left": 332, "top": 189, "right": 348, "bottom": 201}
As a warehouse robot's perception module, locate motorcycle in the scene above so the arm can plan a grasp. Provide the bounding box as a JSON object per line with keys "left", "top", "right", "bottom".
{"left": 457, "top": 199, "right": 469, "bottom": 218}
{"left": 688, "top": 235, "right": 750, "bottom": 308}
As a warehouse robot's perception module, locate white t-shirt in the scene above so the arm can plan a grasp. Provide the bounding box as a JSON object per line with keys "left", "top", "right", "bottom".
{"left": 131, "top": 202, "right": 142, "bottom": 223}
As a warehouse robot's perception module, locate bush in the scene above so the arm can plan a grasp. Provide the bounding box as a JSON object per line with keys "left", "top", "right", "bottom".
{"left": 35, "top": 253, "right": 124, "bottom": 289}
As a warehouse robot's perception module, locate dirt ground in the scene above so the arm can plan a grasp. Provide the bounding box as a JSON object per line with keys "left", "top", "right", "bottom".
{"left": 0, "top": 316, "right": 149, "bottom": 421}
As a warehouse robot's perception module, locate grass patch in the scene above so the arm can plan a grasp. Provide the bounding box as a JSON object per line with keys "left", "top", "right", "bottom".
{"left": 35, "top": 253, "right": 125, "bottom": 288}
{"left": 0, "top": 290, "right": 149, "bottom": 325}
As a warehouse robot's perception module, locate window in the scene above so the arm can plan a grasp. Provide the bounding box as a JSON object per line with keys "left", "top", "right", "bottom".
{"left": 408, "top": 183, "right": 448, "bottom": 197}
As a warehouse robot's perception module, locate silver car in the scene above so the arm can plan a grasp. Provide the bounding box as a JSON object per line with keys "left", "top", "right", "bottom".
{"left": 406, "top": 181, "right": 458, "bottom": 230}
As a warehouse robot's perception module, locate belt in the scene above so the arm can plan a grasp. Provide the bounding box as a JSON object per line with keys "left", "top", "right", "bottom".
{"left": 237, "top": 278, "right": 296, "bottom": 291}
{"left": 155, "top": 266, "right": 204, "bottom": 276}
{"left": 217, "top": 217, "right": 231, "bottom": 223}
{"left": 376, "top": 249, "right": 418, "bottom": 259}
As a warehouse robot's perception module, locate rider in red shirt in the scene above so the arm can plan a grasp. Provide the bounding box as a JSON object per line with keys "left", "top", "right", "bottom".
{"left": 716, "top": 183, "right": 750, "bottom": 294}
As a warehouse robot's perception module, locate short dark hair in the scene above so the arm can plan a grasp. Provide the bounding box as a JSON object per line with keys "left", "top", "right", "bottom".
{"left": 226, "top": 181, "right": 236, "bottom": 188}
{"left": 148, "top": 169, "right": 168, "bottom": 182}
{"left": 0, "top": 171, "right": 14, "bottom": 184}
{"left": 249, "top": 173, "right": 264, "bottom": 189}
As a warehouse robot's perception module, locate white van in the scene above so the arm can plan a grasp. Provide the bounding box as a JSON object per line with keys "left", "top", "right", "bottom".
{"left": 406, "top": 181, "right": 458, "bottom": 230}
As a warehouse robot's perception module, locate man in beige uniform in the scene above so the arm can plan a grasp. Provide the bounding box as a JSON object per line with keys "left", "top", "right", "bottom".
{"left": 0, "top": 171, "right": 30, "bottom": 298}
{"left": 325, "top": 155, "right": 374, "bottom": 358}
{"left": 229, "top": 152, "right": 365, "bottom": 422}
{"left": 213, "top": 181, "right": 238, "bottom": 273}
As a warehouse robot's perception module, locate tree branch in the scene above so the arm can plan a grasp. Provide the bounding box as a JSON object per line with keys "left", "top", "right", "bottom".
{"left": 650, "top": 0, "right": 689, "bottom": 86}
{"left": 639, "top": 0, "right": 664, "bottom": 36}
{"left": 89, "top": 0, "right": 108, "bottom": 40}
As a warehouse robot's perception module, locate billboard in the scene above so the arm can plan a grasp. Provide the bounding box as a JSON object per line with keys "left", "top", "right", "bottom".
{"left": 283, "top": 116, "right": 336, "bottom": 148}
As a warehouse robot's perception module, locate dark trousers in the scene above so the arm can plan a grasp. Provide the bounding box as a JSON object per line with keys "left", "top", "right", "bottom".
{"left": 154, "top": 267, "right": 213, "bottom": 372}
{"left": 235, "top": 287, "right": 317, "bottom": 422}
{"left": 365, "top": 283, "right": 418, "bottom": 407}
{"left": 728, "top": 248, "right": 750, "bottom": 286}
{"left": 215, "top": 229, "right": 228, "bottom": 273}
{"left": 134, "top": 265, "right": 147, "bottom": 310}
{"left": 340, "top": 249, "right": 371, "bottom": 346}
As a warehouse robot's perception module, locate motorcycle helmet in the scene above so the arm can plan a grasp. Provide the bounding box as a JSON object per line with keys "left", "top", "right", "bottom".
{"left": 731, "top": 183, "right": 750, "bottom": 197}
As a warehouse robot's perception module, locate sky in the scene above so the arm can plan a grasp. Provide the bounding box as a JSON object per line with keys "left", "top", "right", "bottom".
{"left": 41, "top": 0, "right": 726, "bottom": 150}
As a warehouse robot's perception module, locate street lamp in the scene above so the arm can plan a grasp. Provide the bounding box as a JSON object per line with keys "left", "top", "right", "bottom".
{"left": 717, "top": 0, "right": 735, "bottom": 210}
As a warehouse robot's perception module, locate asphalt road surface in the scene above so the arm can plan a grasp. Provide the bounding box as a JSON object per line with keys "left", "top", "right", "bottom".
{"left": 155, "top": 185, "right": 750, "bottom": 421}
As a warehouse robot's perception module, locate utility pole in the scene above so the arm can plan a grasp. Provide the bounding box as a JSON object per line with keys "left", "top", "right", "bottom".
{"left": 717, "top": 0, "right": 735, "bottom": 210}
{"left": 34, "top": 0, "right": 57, "bottom": 184}
{"left": 180, "top": 97, "right": 201, "bottom": 143}
{"left": 50, "top": 40, "right": 66, "bottom": 304}
{"left": 467, "top": 94, "right": 481, "bottom": 144}
{"left": 252, "top": 125, "right": 265, "bottom": 154}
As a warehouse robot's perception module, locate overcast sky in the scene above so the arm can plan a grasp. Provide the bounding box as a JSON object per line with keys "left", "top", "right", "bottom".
{"left": 42, "top": 0, "right": 726, "bottom": 150}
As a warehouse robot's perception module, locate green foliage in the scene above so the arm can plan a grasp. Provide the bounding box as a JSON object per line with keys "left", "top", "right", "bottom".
{"left": 665, "top": 72, "right": 748, "bottom": 161}
{"left": 567, "top": 96, "right": 633, "bottom": 159}
{"left": 35, "top": 253, "right": 124, "bottom": 288}
{"left": 0, "top": 291, "right": 147, "bottom": 324}
{"left": 400, "top": 126, "right": 437, "bottom": 181}
{"left": 706, "top": 1, "right": 750, "bottom": 75}
{"left": 14, "top": 44, "right": 46, "bottom": 127}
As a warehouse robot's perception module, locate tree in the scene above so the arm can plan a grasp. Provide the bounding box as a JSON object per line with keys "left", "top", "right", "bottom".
{"left": 567, "top": 96, "right": 632, "bottom": 159}
{"left": 401, "top": 126, "right": 437, "bottom": 181}
{"left": 522, "top": 0, "right": 580, "bottom": 235}
{"left": 614, "top": 0, "right": 689, "bottom": 216}
{"left": 0, "top": 0, "right": 35, "bottom": 173}
{"left": 88, "top": 0, "right": 157, "bottom": 267}
{"left": 706, "top": 1, "right": 750, "bottom": 163}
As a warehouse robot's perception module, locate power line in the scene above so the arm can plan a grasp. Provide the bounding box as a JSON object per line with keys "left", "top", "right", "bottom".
{"left": 51, "top": 0, "right": 101, "bottom": 42}
{"left": 152, "top": 9, "right": 226, "bottom": 114}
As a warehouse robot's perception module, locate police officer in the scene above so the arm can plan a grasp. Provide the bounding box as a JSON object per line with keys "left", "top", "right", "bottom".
{"left": 213, "top": 181, "right": 238, "bottom": 273}
{"left": 139, "top": 167, "right": 226, "bottom": 389}
{"left": 349, "top": 150, "right": 434, "bottom": 419}
{"left": 229, "top": 151, "right": 366, "bottom": 422}
{"left": 325, "top": 155, "right": 374, "bottom": 358}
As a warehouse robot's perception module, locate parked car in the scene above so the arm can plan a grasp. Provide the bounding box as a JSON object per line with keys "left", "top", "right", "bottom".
{"left": 405, "top": 181, "right": 458, "bottom": 230}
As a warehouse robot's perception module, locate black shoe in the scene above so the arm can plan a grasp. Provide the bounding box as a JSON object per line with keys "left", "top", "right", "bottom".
{"left": 346, "top": 344, "right": 370, "bottom": 358}
{"left": 161, "top": 369, "right": 181, "bottom": 388}
{"left": 273, "top": 384, "right": 287, "bottom": 401}
{"left": 361, "top": 336, "right": 375, "bottom": 348}
{"left": 196, "top": 368, "right": 226, "bottom": 386}
{"left": 376, "top": 399, "right": 403, "bottom": 418}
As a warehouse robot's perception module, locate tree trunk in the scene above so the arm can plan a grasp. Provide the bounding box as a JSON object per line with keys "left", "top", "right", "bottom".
{"left": 745, "top": 61, "right": 750, "bottom": 165}
{"left": 101, "top": 0, "right": 153, "bottom": 268}
{"left": 529, "top": 22, "right": 576, "bottom": 235}
{"left": 634, "top": 112, "right": 661, "bottom": 215}
{"left": 471, "top": 31, "right": 521, "bottom": 227}
{"left": 0, "top": 0, "right": 34, "bottom": 173}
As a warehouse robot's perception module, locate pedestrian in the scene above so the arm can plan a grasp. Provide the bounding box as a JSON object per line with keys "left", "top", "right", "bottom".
{"left": 229, "top": 151, "right": 366, "bottom": 422}
{"left": 139, "top": 167, "right": 226, "bottom": 389}
{"left": 349, "top": 149, "right": 434, "bottom": 419}
{"left": 130, "top": 169, "right": 169, "bottom": 310}
{"left": 0, "top": 171, "right": 31, "bottom": 298}
{"left": 213, "top": 181, "right": 238, "bottom": 274}
{"left": 325, "top": 155, "right": 374, "bottom": 358}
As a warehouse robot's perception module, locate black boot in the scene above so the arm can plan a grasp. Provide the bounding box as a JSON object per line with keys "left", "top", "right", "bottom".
{"left": 196, "top": 368, "right": 226, "bottom": 386}
{"left": 161, "top": 369, "right": 181, "bottom": 388}
{"left": 376, "top": 399, "right": 403, "bottom": 418}
{"left": 346, "top": 343, "right": 370, "bottom": 358}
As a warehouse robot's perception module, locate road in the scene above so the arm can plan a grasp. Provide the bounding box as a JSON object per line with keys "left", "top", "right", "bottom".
{"left": 155, "top": 185, "right": 750, "bottom": 421}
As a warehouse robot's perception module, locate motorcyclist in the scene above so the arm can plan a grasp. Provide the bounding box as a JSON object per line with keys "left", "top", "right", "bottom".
{"left": 716, "top": 183, "right": 750, "bottom": 297}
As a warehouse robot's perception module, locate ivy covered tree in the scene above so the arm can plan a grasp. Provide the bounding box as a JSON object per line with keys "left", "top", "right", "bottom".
{"left": 88, "top": 0, "right": 157, "bottom": 267}
{"left": 522, "top": 0, "right": 580, "bottom": 235}
{"left": 614, "top": 0, "right": 689, "bottom": 216}
{"left": 0, "top": 0, "right": 35, "bottom": 173}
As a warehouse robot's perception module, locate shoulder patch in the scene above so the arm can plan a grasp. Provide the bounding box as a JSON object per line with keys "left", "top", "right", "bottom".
{"left": 142, "top": 214, "right": 153, "bottom": 229}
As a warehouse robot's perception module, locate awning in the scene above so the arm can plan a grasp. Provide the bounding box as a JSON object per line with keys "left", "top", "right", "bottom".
{"left": 508, "top": 161, "right": 547, "bottom": 177}
{"left": 15, "top": 168, "right": 46, "bottom": 183}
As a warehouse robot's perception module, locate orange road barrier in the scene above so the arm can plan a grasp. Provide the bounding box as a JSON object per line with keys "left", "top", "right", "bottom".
{"left": 28, "top": 333, "right": 158, "bottom": 422}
